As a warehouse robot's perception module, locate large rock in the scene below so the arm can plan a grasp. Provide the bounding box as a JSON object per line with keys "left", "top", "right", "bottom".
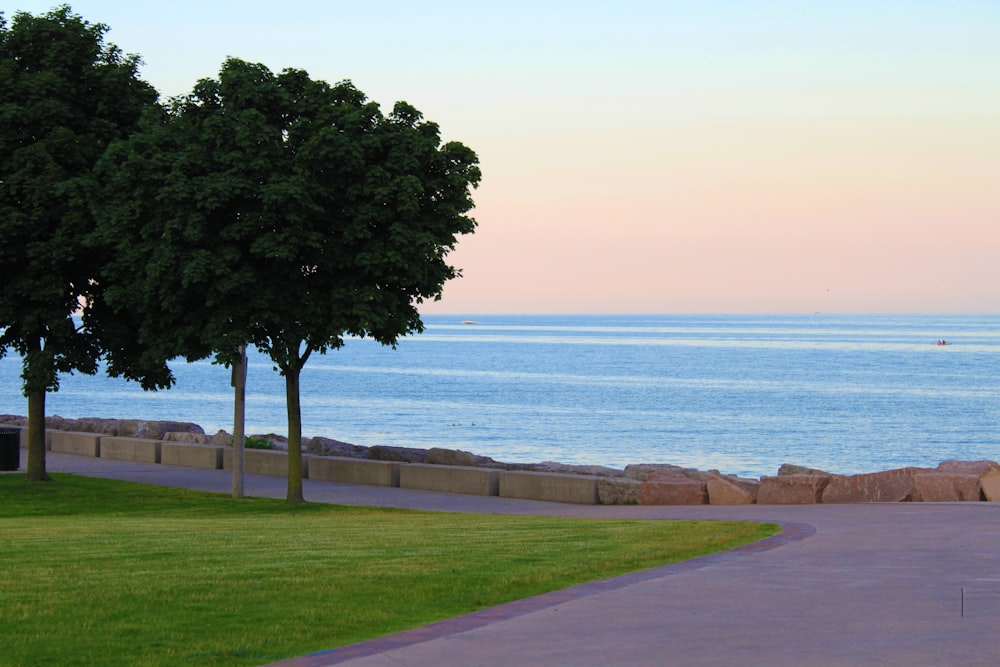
{"left": 758, "top": 475, "right": 830, "bottom": 504}
{"left": 368, "top": 445, "right": 428, "bottom": 463}
{"left": 597, "top": 477, "right": 641, "bottom": 505}
{"left": 42, "top": 416, "right": 204, "bottom": 439}
{"left": 707, "top": 474, "right": 758, "bottom": 505}
{"left": 639, "top": 475, "right": 708, "bottom": 505}
{"left": 935, "top": 460, "right": 1000, "bottom": 476}
{"left": 913, "top": 472, "right": 982, "bottom": 502}
{"left": 981, "top": 468, "right": 1000, "bottom": 502}
{"left": 426, "top": 447, "right": 504, "bottom": 468}
{"left": 307, "top": 436, "right": 368, "bottom": 458}
{"left": 625, "top": 463, "right": 707, "bottom": 481}
{"left": 514, "top": 461, "right": 624, "bottom": 477}
{"left": 778, "top": 463, "right": 830, "bottom": 477}
{"left": 821, "top": 467, "right": 925, "bottom": 503}
{"left": 210, "top": 430, "right": 232, "bottom": 446}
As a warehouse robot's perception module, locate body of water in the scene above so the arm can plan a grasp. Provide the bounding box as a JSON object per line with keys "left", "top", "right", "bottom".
{"left": 1, "top": 314, "right": 997, "bottom": 478}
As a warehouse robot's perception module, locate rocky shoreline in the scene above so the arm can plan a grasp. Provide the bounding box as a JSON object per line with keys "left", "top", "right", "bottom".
{"left": 4, "top": 414, "right": 998, "bottom": 504}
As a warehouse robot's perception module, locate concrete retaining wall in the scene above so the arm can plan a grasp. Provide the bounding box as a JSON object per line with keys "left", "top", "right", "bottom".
{"left": 100, "top": 436, "right": 161, "bottom": 464}
{"left": 310, "top": 456, "right": 400, "bottom": 487}
{"left": 223, "top": 448, "right": 311, "bottom": 478}
{"left": 160, "top": 442, "right": 224, "bottom": 469}
{"left": 49, "top": 431, "right": 101, "bottom": 457}
{"left": 400, "top": 463, "right": 499, "bottom": 496}
{"left": 499, "top": 470, "right": 599, "bottom": 505}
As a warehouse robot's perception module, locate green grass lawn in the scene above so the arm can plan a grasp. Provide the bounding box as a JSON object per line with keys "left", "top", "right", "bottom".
{"left": 0, "top": 474, "right": 777, "bottom": 666}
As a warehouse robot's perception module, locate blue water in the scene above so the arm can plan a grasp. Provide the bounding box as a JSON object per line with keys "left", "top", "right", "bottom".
{"left": 1, "top": 314, "right": 998, "bottom": 478}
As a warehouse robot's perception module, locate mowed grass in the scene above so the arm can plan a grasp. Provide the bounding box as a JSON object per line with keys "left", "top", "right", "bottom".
{"left": 0, "top": 474, "right": 777, "bottom": 666}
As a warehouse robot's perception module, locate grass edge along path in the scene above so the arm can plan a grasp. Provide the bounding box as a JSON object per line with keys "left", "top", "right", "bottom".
{"left": 0, "top": 474, "right": 778, "bottom": 666}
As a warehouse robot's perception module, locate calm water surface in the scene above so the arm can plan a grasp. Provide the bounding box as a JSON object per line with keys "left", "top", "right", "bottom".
{"left": 1, "top": 314, "right": 997, "bottom": 478}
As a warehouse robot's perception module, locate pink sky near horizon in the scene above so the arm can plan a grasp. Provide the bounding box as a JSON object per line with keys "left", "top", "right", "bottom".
{"left": 11, "top": 1, "right": 1000, "bottom": 314}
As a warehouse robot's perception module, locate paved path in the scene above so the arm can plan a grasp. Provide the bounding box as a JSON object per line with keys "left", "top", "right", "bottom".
{"left": 41, "top": 452, "right": 1000, "bottom": 666}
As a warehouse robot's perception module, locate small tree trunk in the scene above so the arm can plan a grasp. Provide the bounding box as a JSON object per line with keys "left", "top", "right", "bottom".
{"left": 25, "top": 389, "right": 51, "bottom": 482}
{"left": 284, "top": 365, "right": 305, "bottom": 504}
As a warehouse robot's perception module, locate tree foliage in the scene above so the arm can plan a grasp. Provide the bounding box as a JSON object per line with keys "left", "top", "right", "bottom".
{"left": 0, "top": 6, "right": 158, "bottom": 480}
{"left": 96, "top": 58, "right": 480, "bottom": 502}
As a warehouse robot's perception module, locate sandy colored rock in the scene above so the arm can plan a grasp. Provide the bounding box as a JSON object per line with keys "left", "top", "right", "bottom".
{"left": 597, "top": 477, "right": 641, "bottom": 505}
{"left": 914, "top": 472, "right": 982, "bottom": 502}
{"left": 935, "top": 460, "right": 1000, "bottom": 476}
{"left": 210, "top": 430, "right": 231, "bottom": 446}
{"left": 821, "top": 467, "right": 926, "bottom": 503}
{"left": 623, "top": 464, "right": 710, "bottom": 481}
{"left": 515, "top": 461, "right": 624, "bottom": 477}
{"left": 639, "top": 477, "right": 708, "bottom": 505}
{"left": 758, "top": 475, "right": 830, "bottom": 504}
{"left": 980, "top": 468, "right": 1000, "bottom": 501}
{"left": 707, "top": 474, "right": 758, "bottom": 504}
{"left": 778, "top": 463, "right": 830, "bottom": 477}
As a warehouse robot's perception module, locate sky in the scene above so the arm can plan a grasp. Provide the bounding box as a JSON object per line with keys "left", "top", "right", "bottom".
{"left": 8, "top": 1, "right": 1000, "bottom": 314}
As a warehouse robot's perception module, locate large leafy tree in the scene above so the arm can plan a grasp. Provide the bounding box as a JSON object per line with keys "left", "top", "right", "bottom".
{"left": 96, "top": 58, "right": 480, "bottom": 502}
{"left": 0, "top": 6, "right": 158, "bottom": 481}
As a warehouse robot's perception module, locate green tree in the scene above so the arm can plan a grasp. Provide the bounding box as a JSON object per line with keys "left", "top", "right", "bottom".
{"left": 0, "top": 6, "right": 158, "bottom": 481}
{"left": 96, "top": 58, "right": 480, "bottom": 502}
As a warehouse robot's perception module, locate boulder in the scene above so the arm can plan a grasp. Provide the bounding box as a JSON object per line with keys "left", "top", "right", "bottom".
{"left": 368, "top": 445, "right": 428, "bottom": 463}
{"left": 821, "top": 467, "right": 926, "bottom": 503}
{"left": 935, "top": 460, "right": 1000, "bottom": 476}
{"left": 598, "top": 477, "right": 641, "bottom": 505}
{"left": 913, "top": 472, "right": 982, "bottom": 502}
{"left": 210, "top": 430, "right": 232, "bottom": 446}
{"left": 758, "top": 475, "right": 830, "bottom": 504}
{"left": 512, "top": 461, "right": 624, "bottom": 477}
{"left": 707, "top": 474, "right": 758, "bottom": 505}
{"left": 41, "top": 416, "right": 204, "bottom": 439}
{"left": 625, "top": 463, "right": 707, "bottom": 481}
{"left": 778, "top": 463, "right": 830, "bottom": 477}
{"left": 427, "top": 447, "right": 504, "bottom": 468}
{"left": 980, "top": 468, "right": 1000, "bottom": 502}
{"left": 307, "top": 436, "right": 368, "bottom": 458}
{"left": 639, "top": 476, "right": 708, "bottom": 505}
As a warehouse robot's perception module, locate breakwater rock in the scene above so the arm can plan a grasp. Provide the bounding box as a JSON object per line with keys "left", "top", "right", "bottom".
{"left": 3, "top": 415, "right": 998, "bottom": 504}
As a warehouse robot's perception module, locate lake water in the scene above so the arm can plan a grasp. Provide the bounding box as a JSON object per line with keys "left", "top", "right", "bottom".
{"left": 1, "top": 314, "right": 998, "bottom": 478}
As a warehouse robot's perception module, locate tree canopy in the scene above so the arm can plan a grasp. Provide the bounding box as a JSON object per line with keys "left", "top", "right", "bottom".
{"left": 0, "top": 6, "right": 158, "bottom": 480}
{"left": 96, "top": 58, "right": 480, "bottom": 502}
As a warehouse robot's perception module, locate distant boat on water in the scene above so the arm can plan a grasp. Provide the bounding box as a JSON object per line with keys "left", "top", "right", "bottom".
{"left": 461, "top": 320, "right": 478, "bottom": 325}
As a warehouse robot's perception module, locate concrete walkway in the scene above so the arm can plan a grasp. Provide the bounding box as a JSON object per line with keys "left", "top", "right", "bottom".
{"left": 40, "top": 451, "right": 1000, "bottom": 667}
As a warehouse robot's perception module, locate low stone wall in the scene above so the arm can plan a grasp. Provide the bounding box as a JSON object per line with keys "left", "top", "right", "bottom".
{"left": 160, "top": 442, "right": 224, "bottom": 469}
{"left": 310, "top": 456, "right": 400, "bottom": 487}
{"left": 100, "top": 437, "right": 161, "bottom": 464}
{"left": 499, "top": 470, "right": 598, "bottom": 505}
{"left": 400, "top": 463, "right": 499, "bottom": 496}
{"left": 49, "top": 431, "right": 101, "bottom": 457}
{"left": 222, "top": 448, "right": 311, "bottom": 478}
{"left": 9, "top": 417, "right": 1000, "bottom": 506}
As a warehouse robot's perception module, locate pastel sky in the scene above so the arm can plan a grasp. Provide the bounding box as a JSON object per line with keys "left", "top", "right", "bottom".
{"left": 11, "top": 1, "right": 1000, "bottom": 313}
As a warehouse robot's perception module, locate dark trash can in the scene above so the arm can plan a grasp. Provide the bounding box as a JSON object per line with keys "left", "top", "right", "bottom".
{"left": 0, "top": 428, "right": 20, "bottom": 471}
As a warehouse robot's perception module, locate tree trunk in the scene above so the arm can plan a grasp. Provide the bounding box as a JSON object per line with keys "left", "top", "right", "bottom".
{"left": 25, "top": 388, "right": 51, "bottom": 482}
{"left": 284, "top": 365, "right": 305, "bottom": 504}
